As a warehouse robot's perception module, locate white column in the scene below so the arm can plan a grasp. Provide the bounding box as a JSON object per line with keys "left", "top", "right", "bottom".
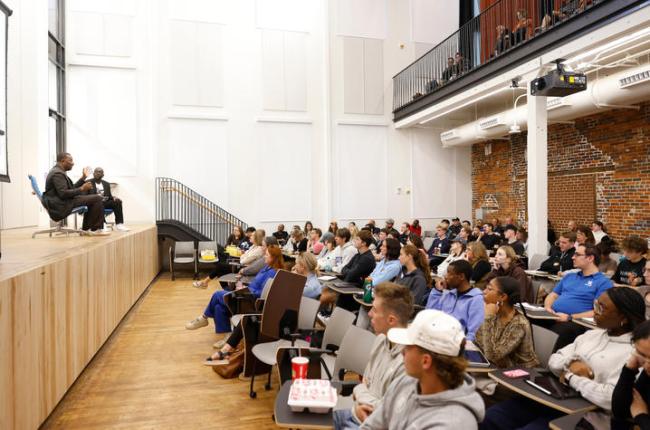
{"left": 526, "top": 81, "right": 548, "bottom": 258}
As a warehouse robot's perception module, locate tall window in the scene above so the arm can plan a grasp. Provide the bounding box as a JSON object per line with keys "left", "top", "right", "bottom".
{"left": 48, "top": 0, "right": 65, "bottom": 156}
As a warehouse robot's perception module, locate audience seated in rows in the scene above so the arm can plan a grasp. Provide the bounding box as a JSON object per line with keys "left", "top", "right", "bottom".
{"left": 481, "top": 287, "right": 645, "bottom": 429}
{"left": 272, "top": 224, "right": 289, "bottom": 246}
{"left": 436, "top": 238, "right": 467, "bottom": 278}
{"left": 485, "top": 245, "right": 533, "bottom": 303}
{"left": 361, "top": 310, "right": 485, "bottom": 429}
{"left": 226, "top": 225, "right": 246, "bottom": 248}
{"left": 428, "top": 224, "right": 451, "bottom": 270}
{"left": 333, "top": 282, "right": 412, "bottom": 429}
{"left": 612, "top": 235, "right": 648, "bottom": 286}
{"left": 185, "top": 245, "right": 284, "bottom": 335}
{"left": 368, "top": 238, "right": 402, "bottom": 285}
{"left": 426, "top": 260, "right": 485, "bottom": 341}
{"left": 479, "top": 223, "right": 501, "bottom": 251}
{"left": 612, "top": 319, "right": 650, "bottom": 429}
{"left": 541, "top": 243, "right": 612, "bottom": 351}
{"left": 396, "top": 244, "right": 432, "bottom": 306}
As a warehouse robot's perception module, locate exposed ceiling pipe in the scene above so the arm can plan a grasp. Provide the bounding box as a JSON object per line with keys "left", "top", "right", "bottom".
{"left": 441, "top": 64, "right": 650, "bottom": 147}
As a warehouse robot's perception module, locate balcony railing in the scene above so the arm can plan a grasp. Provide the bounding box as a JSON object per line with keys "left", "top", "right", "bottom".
{"left": 392, "top": 0, "right": 609, "bottom": 114}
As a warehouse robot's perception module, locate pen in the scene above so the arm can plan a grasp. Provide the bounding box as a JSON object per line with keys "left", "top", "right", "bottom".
{"left": 524, "top": 378, "right": 552, "bottom": 396}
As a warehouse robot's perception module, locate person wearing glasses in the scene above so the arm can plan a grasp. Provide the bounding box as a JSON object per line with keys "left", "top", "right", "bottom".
{"left": 541, "top": 244, "right": 613, "bottom": 351}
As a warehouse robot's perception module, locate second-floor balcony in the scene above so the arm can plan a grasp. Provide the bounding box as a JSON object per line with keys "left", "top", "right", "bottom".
{"left": 392, "top": 0, "right": 645, "bottom": 122}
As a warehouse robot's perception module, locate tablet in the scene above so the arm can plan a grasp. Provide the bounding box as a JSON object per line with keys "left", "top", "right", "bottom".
{"left": 464, "top": 349, "right": 490, "bottom": 367}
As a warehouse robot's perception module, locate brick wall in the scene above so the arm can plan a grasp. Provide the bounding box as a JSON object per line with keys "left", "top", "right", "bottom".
{"left": 471, "top": 101, "right": 650, "bottom": 243}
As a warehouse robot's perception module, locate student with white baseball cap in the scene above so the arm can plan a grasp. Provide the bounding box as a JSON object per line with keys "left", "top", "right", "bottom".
{"left": 360, "top": 309, "right": 485, "bottom": 430}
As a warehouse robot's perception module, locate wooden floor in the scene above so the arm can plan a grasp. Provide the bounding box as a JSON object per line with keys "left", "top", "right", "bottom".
{"left": 41, "top": 274, "right": 279, "bottom": 430}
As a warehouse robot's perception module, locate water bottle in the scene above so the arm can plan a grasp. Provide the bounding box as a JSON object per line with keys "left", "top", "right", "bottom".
{"left": 363, "top": 277, "right": 374, "bottom": 303}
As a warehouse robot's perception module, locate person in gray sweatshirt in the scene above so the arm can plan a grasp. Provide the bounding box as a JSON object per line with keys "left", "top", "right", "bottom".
{"left": 360, "top": 309, "right": 485, "bottom": 430}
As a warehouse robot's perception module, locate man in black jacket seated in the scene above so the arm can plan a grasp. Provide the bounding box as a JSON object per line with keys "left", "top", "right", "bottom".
{"left": 337, "top": 229, "right": 376, "bottom": 311}
{"left": 540, "top": 231, "right": 576, "bottom": 274}
{"left": 89, "top": 167, "right": 129, "bottom": 231}
{"left": 42, "top": 152, "right": 105, "bottom": 233}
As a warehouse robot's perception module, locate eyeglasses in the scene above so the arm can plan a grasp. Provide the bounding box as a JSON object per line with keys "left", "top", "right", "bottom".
{"left": 574, "top": 252, "right": 586, "bottom": 257}
{"left": 593, "top": 299, "right": 604, "bottom": 313}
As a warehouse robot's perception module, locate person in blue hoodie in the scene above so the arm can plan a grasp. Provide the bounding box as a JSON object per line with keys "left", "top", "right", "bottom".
{"left": 184, "top": 246, "right": 285, "bottom": 334}
{"left": 425, "top": 259, "right": 485, "bottom": 341}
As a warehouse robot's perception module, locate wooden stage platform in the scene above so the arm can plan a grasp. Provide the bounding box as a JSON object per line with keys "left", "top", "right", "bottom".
{"left": 0, "top": 225, "right": 160, "bottom": 430}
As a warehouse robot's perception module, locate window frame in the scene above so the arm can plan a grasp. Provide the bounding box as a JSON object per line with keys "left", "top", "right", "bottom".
{"left": 48, "top": 0, "right": 66, "bottom": 158}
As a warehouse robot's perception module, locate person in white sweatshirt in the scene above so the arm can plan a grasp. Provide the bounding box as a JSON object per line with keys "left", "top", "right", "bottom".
{"left": 361, "top": 310, "right": 485, "bottom": 430}
{"left": 331, "top": 227, "right": 358, "bottom": 273}
{"left": 480, "top": 287, "right": 646, "bottom": 430}
{"left": 333, "top": 282, "right": 413, "bottom": 429}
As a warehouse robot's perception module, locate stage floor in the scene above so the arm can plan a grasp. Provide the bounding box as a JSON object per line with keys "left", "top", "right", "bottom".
{"left": 0, "top": 224, "right": 155, "bottom": 282}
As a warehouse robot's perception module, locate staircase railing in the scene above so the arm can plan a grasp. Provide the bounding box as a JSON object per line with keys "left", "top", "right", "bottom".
{"left": 155, "top": 177, "right": 248, "bottom": 244}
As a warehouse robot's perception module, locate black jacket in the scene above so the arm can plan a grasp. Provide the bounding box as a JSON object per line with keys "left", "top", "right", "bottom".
{"left": 42, "top": 165, "right": 86, "bottom": 221}
{"left": 341, "top": 250, "right": 376, "bottom": 286}
{"left": 540, "top": 247, "right": 575, "bottom": 274}
{"left": 88, "top": 179, "right": 114, "bottom": 201}
{"left": 612, "top": 365, "right": 650, "bottom": 429}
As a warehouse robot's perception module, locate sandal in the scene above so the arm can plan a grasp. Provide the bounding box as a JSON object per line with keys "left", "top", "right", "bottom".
{"left": 203, "top": 351, "right": 230, "bottom": 366}
{"left": 192, "top": 280, "right": 208, "bottom": 289}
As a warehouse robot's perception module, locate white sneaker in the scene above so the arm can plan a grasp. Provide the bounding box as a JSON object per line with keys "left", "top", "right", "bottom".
{"left": 185, "top": 316, "right": 208, "bottom": 330}
{"left": 115, "top": 224, "right": 130, "bottom": 232}
{"left": 87, "top": 229, "right": 111, "bottom": 236}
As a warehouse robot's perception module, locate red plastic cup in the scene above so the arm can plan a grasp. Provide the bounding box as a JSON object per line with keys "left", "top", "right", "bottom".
{"left": 291, "top": 356, "right": 309, "bottom": 380}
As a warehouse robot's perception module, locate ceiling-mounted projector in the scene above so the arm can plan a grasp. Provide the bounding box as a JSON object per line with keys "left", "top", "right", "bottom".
{"left": 531, "top": 59, "right": 587, "bottom": 97}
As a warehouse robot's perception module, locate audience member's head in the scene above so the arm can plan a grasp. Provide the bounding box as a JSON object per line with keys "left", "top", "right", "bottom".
{"left": 400, "top": 222, "right": 410, "bottom": 234}
{"left": 447, "top": 57, "right": 454, "bottom": 67}
{"left": 263, "top": 236, "right": 278, "bottom": 248}
{"left": 567, "top": 220, "right": 578, "bottom": 232}
{"left": 503, "top": 224, "right": 518, "bottom": 240}
{"left": 450, "top": 238, "right": 466, "bottom": 254}
{"left": 441, "top": 219, "right": 450, "bottom": 227}
{"left": 484, "top": 223, "right": 494, "bottom": 233}
{"left": 622, "top": 236, "right": 649, "bottom": 263}
{"left": 265, "top": 246, "right": 285, "bottom": 270}
{"left": 452, "top": 217, "right": 460, "bottom": 225}
{"left": 335, "top": 227, "right": 351, "bottom": 246}
{"left": 388, "top": 310, "right": 467, "bottom": 389}
{"left": 558, "top": 231, "right": 577, "bottom": 251}
{"left": 573, "top": 243, "right": 601, "bottom": 269}
{"left": 436, "top": 224, "right": 448, "bottom": 238}
{"left": 462, "top": 220, "right": 471, "bottom": 228}
{"left": 591, "top": 221, "right": 605, "bottom": 233}
{"left": 483, "top": 276, "right": 522, "bottom": 309}
{"left": 494, "top": 245, "right": 519, "bottom": 269}
{"left": 324, "top": 235, "right": 336, "bottom": 251}
{"left": 491, "top": 218, "right": 500, "bottom": 227}
{"left": 505, "top": 216, "right": 514, "bottom": 226}
{"left": 348, "top": 224, "right": 360, "bottom": 238}
{"left": 632, "top": 320, "right": 650, "bottom": 375}
{"left": 304, "top": 221, "right": 313, "bottom": 233}
{"left": 466, "top": 241, "right": 489, "bottom": 264}
{"left": 294, "top": 252, "right": 318, "bottom": 276}
{"left": 328, "top": 221, "right": 338, "bottom": 234}
{"left": 412, "top": 219, "right": 420, "bottom": 229}
{"left": 385, "top": 218, "right": 395, "bottom": 229}
{"left": 400, "top": 244, "right": 433, "bottom": 287}
{"left": 458, "top": 227, "right": 471, "bottom": 241}
{"left": 310, "top": 228, "right": 322, "bottom": 241}
{"left": 367, "top": 219, "right": 376, "bottom": 227}
{"left": 516, "top": 228, "right": 528, "bottom": 243}
{"left": 245, "top": 226, "right": 257, "bottom": 240}
{"left": 594, "top": 287, "right": 645, "bottom": 334}
{"left": 369, "top": 282, "right": 414, "bottom": 334}
{"left": 354, "top": 229, "right": 373, "bottom": 250}
{"left": 408, "top": 233, "right": 425, "bottom": 251}
{"left": 348, "top": 221, "right": 356, "bottom": 229}
{"left": 596, "top": 236, "right": 617, "bottom": 259}
{"left": 232, "top": 225, "right": 244, "bottom": 239}
{"left": 445, "top": 260, "right": 473, "bottom": 288}
{"left": 56, "top": 152, "right": 74, "bottom": 171}
{"left": 576, "top": 225, "right": 595, "bottom": 245}
{"left": 252, "top": 229, "right": 266, "bottom": 246}
{"left": 384, "top": 238, "right": 401, "bottom": 261}
{"left": 378, "top": 228, "right": 388, "bottom": 241}
{"left": 277, "top": 224, "right": 285, "bottom": 232}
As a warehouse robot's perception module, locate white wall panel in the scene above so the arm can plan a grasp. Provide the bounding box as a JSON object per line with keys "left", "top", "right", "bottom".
{"left": 411, "top": 0, "right": 458, "bottom": 44}
{"left": 415, "top": 42, "right": 434, "bottom": 58}
{"left": 258, "top": 123, "right": 311, "bottom": 221}
{"left": 343, "top": 37, "right": 364, "bottom": 114}
{"left": 255, "top": 0, "right": 314, "bottom": 32}
{"left": 170, "top": 20, "right": 223, "bottom": 107}
{"left": 284, "top": 32, "right": 307, "bottom": 111}
{"left": 337, "top": 0, "right": 386, "bottom": 39}
{"left": 169, "top": 0, "right": 230, "bottom": 23}
{"left": 166, "top": 120, "right": 229, "bottom": 206}
{"left": 67, "top": 66, "right": 138, "bottom": 177}
{"left": 69, "top": 0, "right": 136, "bottom": 15}
{"left": 71, "top": 12, "right": 134, "bottom": 58}
{"left": 261, "top": 30, "right": 285, "bottom": 110}
{"left": 103, "top": 14, "right": 133, "bottom": 57}
{"left": 333, "top": 125, "right": 387, "bottom": 219}
{"left": 72, "top": 12, "right": 103, "bottom": 56}
{"left": 363, "top": 38, "right": 384, "bottom": 115}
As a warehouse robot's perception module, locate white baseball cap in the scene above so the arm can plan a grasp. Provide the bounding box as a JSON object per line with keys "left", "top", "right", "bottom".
{"left": 387, "top": 309, "right": 465, "bottom": 357}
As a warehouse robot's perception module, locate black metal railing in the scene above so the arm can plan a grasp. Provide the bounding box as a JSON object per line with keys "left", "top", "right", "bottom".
{"left": 392, "top": 0, "right": 608, "bottom": 113}
{"left": 155, "top": 177, "right": 248, "bottom": 245}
